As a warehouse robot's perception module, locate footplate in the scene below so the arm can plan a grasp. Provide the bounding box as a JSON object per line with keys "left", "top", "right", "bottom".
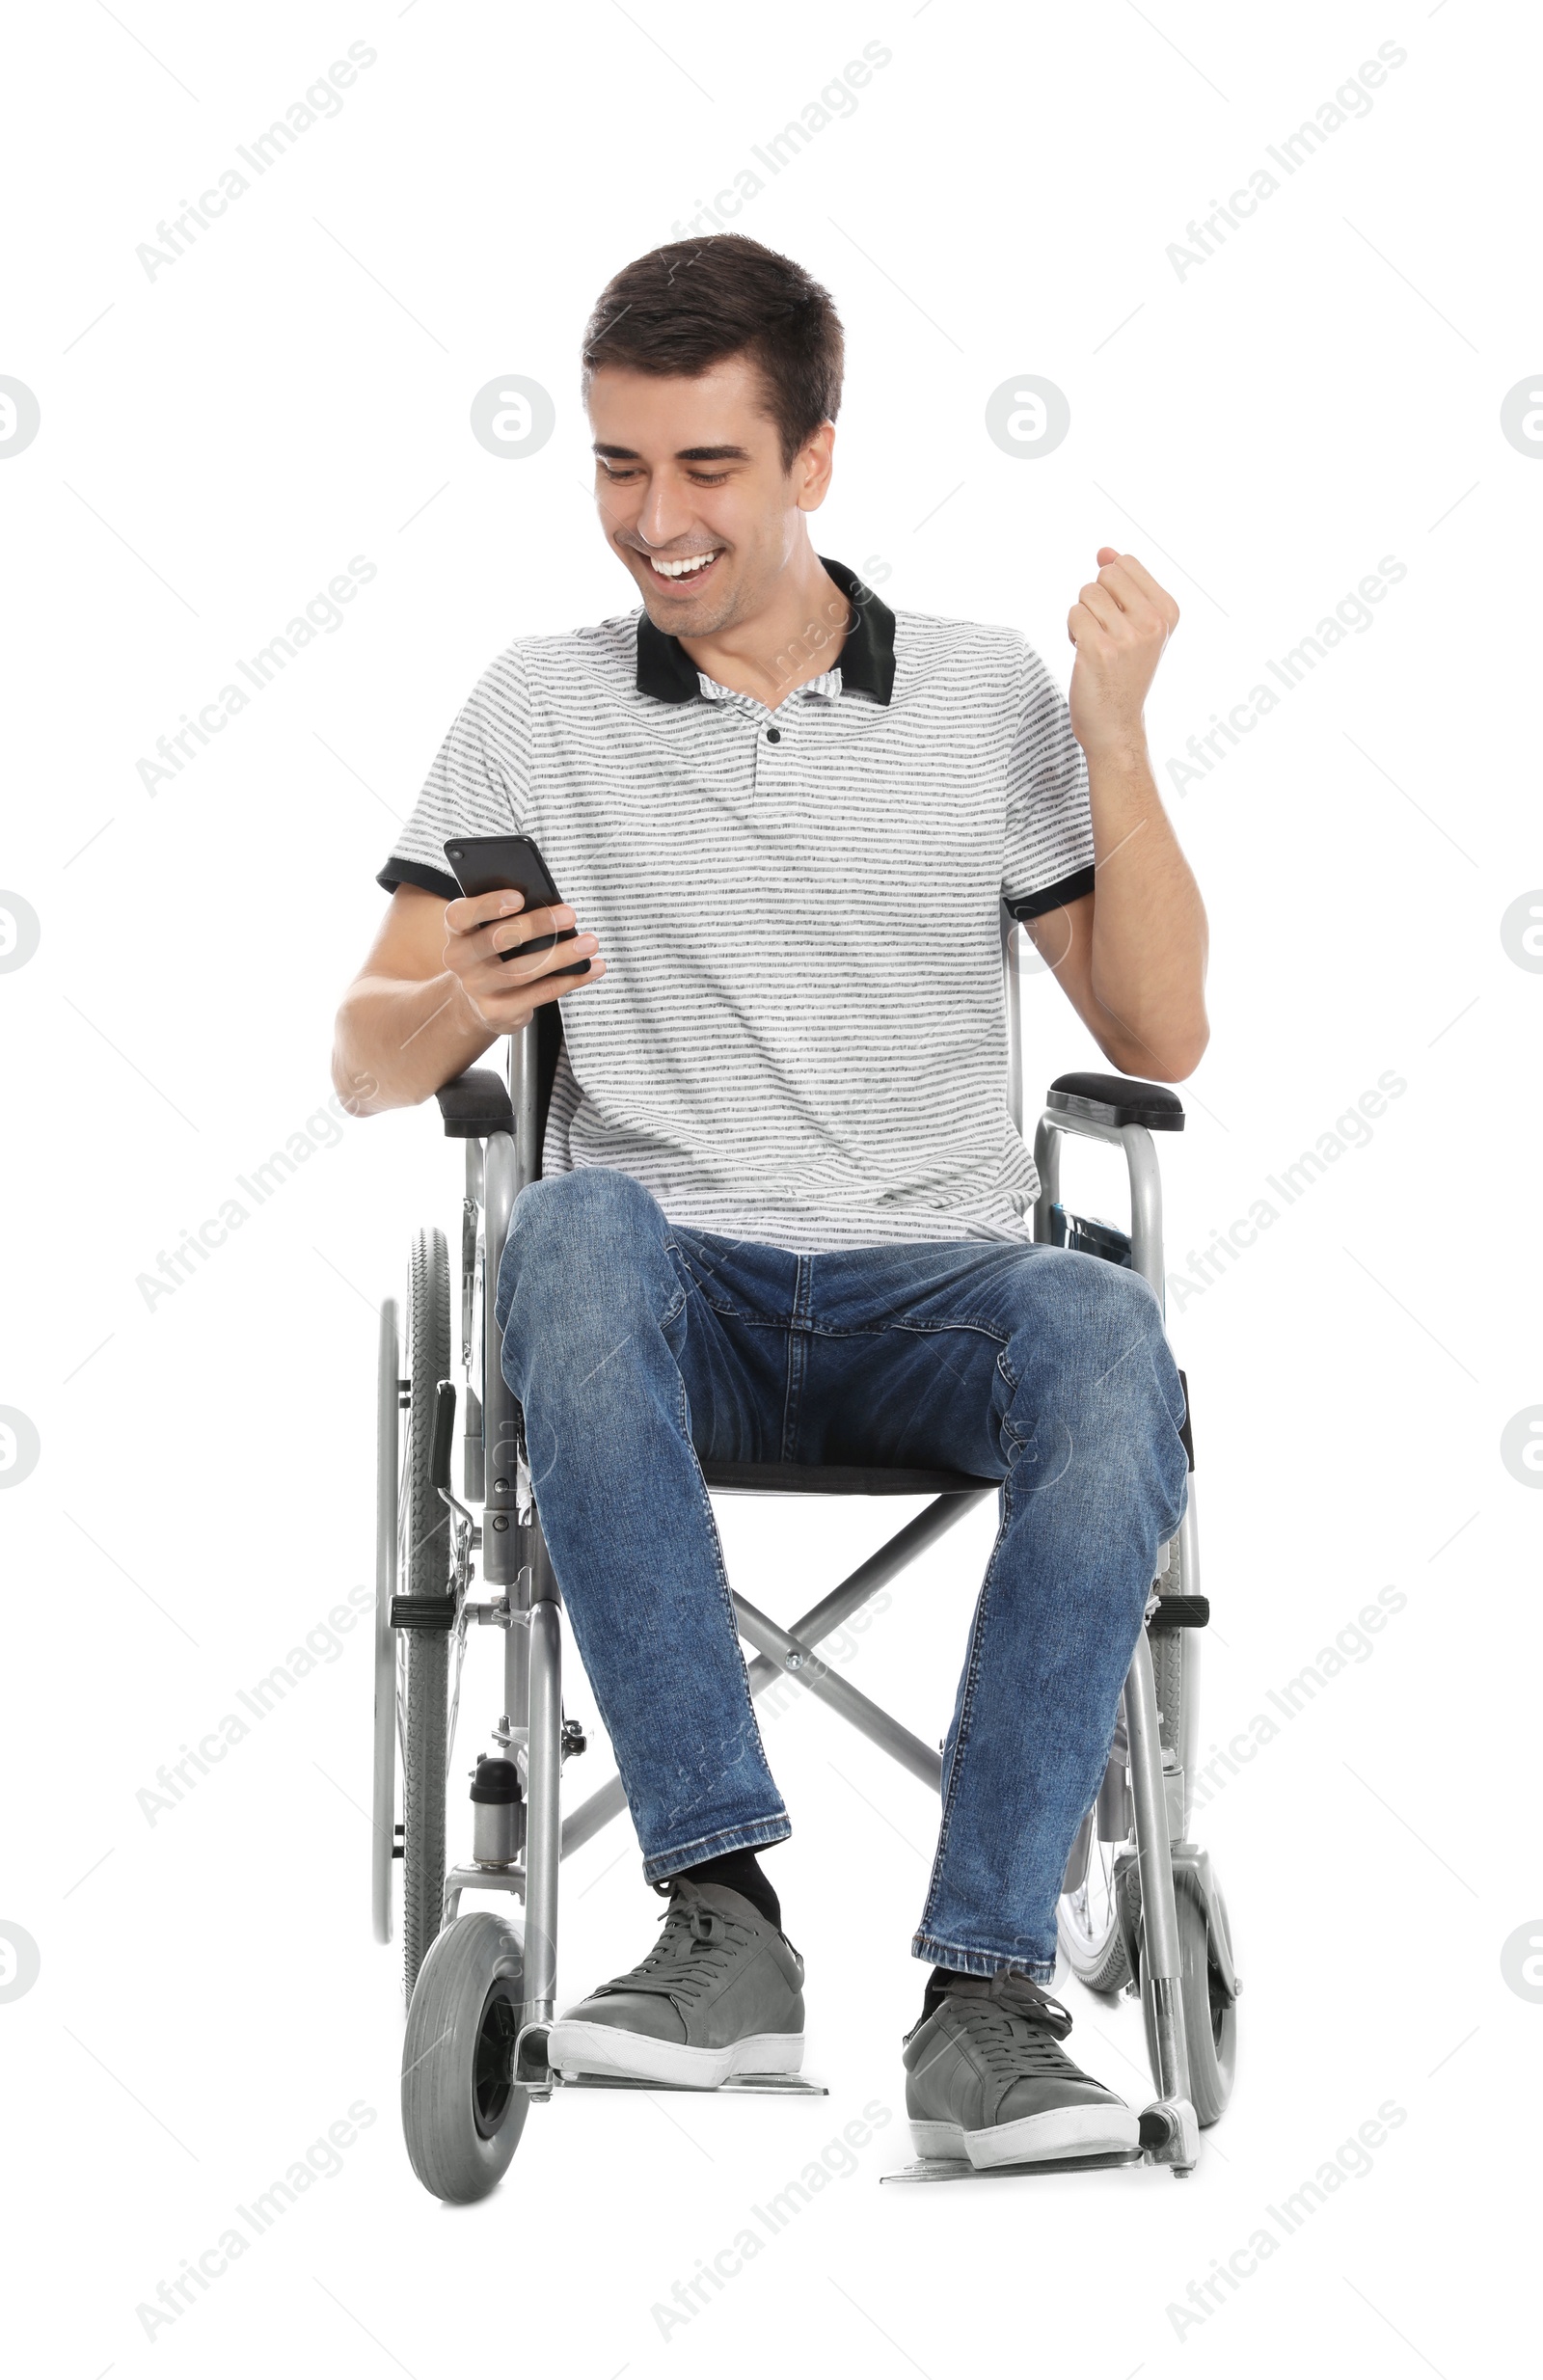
{"left": 548, "top": 2071, "right": 829, "bottom": 2097}
{"left": 881, "top": 2148, "right": 1146, "bottom": 2184}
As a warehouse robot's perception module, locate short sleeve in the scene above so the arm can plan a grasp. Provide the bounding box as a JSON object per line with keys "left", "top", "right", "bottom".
{"left": 1001, "top": 636, "right": 1096, "bottom": 921}
{"left": 376, "top": 643, "right": 531, "bottom": 900}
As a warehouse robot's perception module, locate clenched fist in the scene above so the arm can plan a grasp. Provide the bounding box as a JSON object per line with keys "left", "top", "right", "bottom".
{"left": 1067, "top": 548, "right": 1179, "bottom": 760}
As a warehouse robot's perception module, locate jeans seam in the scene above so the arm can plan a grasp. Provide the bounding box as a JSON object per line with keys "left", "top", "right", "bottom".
{"left": 643, "top": 1815, "right": 792, "bottom": 1881}
{"left": 909, "top": 1933, "right": 1057, "bottom": 1983}
{"left": 668, "top": 1231, "right": 798, "bottom": 1327}
{"left": 802, "top": 1315, "right": 1012, "bottom": 1345}
{"left": 779, "top": 1255, "right": 812, "bottom": 1461}
{"left": 680, "top": 1366, "right": 786, "bottom": 1801}
{"left": 780, "top": 1333, "right": 806, "bottom": 1461}
{"left": 917, "top": 1458, "right": 1017, "bottom": 1940}
{"left": 692, "top": 1293, "right": 795, "bottom": 1324}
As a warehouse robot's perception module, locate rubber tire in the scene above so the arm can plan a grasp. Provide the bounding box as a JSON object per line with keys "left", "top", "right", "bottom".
{"left": 401, "top": 1227, "right": 451, "bottom": 2004}
{"left": 402, "top": 1912, "right": 528, "bottom": 2203}
{"left": 1057, "top": 1801, "right": 1134, "bottom": 1994}
{"left": 1142, "top": 1876, "right": 1236, "bottom": 2126}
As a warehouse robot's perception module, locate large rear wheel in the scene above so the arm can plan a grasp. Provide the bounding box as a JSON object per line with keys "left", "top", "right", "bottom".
{"left": 1143, "top": 1875, "right": 1237, "bottom": 2125}
{"left": 371, "top": 1297, "right": 399, "bottom": 1946}
{"left": 1057, "top": 1766, "right": 1135, "bottom": 1994}
{"left": 400, "top": 1227, "right": 452, "bottom": 2003}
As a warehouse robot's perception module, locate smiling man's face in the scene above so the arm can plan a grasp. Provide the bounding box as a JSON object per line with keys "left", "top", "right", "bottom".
{"left": 586, "top": 355, "right": 834, "bottom": 637}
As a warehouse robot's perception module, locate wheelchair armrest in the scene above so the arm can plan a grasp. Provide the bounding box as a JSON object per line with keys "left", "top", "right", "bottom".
{"left": 434, "top": 1068, "right": 515, "bottom": 1140}
{"left": 1046, "top": 1071, "right": 1184, "bottom": 1132}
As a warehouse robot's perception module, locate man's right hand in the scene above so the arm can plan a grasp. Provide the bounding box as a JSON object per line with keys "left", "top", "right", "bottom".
{"left": 331, "top": 882, "right": 606, "bottom": 1118}
{"left": 444, "top": 889, "right": 607, "bottom": 1034}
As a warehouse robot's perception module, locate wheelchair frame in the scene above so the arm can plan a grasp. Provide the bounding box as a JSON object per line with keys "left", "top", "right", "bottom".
{"left": 372, "top": 906, "right": 1234, "bottom": 2193}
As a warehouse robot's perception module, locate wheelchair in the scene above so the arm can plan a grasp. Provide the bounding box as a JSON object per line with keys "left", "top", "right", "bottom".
{"left": 369, "top": 906, "right": 1238, "bottom": 2202}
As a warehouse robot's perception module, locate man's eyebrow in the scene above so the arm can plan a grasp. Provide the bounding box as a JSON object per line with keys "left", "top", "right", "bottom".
{"left": 591, "top": 443, "right": 752, "bottom": 463}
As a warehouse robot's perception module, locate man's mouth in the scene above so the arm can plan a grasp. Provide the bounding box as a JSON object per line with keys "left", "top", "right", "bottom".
{"left": 638, "top": 548, "right": 722, "bottom": 588}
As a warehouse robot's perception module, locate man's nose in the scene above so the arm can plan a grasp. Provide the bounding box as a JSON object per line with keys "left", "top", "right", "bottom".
{"left": 634, "top": 477, "right": 699, "bottom": 551}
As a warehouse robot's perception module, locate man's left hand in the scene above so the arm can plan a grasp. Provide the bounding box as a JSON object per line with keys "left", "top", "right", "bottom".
{"left": 1067, "top": 548, "right": 1179, "bottom": 760}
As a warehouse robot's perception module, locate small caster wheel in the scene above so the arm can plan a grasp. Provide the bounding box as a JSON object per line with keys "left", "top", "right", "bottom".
{"left": 401, "top": 1911, "right": 528, "bottom": 2202}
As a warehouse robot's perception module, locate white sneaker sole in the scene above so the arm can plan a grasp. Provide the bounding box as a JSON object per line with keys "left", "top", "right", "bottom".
{"left": 547, "top": 2021, "right": 804, "bottom": 2091}
{"left": 910, "top": 2101, "right": 1142, "bottom": 2168}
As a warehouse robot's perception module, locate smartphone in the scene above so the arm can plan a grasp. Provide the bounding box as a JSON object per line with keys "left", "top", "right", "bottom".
{"left": 443, "top": 833, "right": 591, "bottom": 976}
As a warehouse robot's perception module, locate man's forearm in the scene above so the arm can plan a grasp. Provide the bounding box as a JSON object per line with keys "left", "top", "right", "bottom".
{"left": 1084, "top": 741, "right": 1209, "bottom": 1079}
{"left": 332, "top": 970, "right": 496, "bottom": 1116}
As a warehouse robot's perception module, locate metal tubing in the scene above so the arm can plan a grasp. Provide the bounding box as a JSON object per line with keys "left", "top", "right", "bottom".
{"left": 485, "top": 1126, "right": 517, "bottom": 1245}
{"left": 559, "top": 1770, "right": 630, "bottom": 1858}
{"left": 529, "top": 1520, "right": 560, "bottom": 1607}
{"left": 443, "top": 1862, "right": 523, "bottom": 1929}
{"left": 1122, "top": 1127, "right": 1164, "bottom": 1300}
{"left": 481, "top": 1131, "right": 520, "bottom": 1588}
{"left": 1032, "top": 1111, "right": 1063, "bottom": 1239}
{"left": 503, "top": 1555, "right": 531, "bottom": 1735}
{"left": 1176, "top": 1480, "right": 1203, "bottom": 1829}
{"left": 523, "top": 1596, "right": 562, "bottom": 2018}
{"left": 1033, "top": 1109, "right": 1165, "bottom": 1300}
{"left": 731, "top": 1591, "right": 943, "bottom": 1789}
{"left": 557, "top": 1491, "right": 988, "bottom": 1856}
{"left": 1123, "top": 1628, "right": 1192, "bottom": 2107}
{"left": 1176, "top": 1474, "right": 1202, "bottom": 1608}
{"left": 744, "top": 1491, "right": 989, "bottom": 1686}
{"left": 1178, "top": 1634, "right": 1201, "bottom": 1838}
{"left": 510, "top": 1014, "right": 540, "bottom": 1189}
{"left": 371, "top": 1299, "right": 399, "bottom": 1944}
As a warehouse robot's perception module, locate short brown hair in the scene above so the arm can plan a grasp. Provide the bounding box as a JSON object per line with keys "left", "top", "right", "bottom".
{"left": 581, "top": 234, "right": 844, "bottom": 473}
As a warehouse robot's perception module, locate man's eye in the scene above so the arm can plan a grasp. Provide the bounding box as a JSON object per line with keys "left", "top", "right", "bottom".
{"left": 598, "top": 463, "right": 639, "bottom": 480}
{"left": 690, "top": 472, "right": 730, "bottom": 485}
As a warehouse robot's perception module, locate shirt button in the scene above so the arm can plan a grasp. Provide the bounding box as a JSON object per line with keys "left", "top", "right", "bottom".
{"left": 765, "top": 726, "right": 781, "bottom": 744}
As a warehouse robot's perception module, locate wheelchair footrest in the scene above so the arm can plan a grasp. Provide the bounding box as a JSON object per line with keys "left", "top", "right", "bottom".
{"left": 390, "top": 1593, "right": 459, "bottom": 1631}
{"left": 549, "top": 2071, "right": 829, "bottom": 2097}
{"left": 1148, "top": 1596, "right": 1209, "bottom": 1633}
{"left": 881, "top": 2149, "right": 1145, "bottom": 2184}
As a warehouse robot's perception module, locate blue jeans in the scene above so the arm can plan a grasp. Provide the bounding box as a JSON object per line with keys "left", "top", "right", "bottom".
{"left": 496, "top": 1167, "right": 1189, "bottom": 1982}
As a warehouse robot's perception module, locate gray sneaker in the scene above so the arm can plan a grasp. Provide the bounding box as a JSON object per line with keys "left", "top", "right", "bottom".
{"left": 903, "top": 1971, "right": 1140, "bottom": 2166}
{"left": 546, "top": 1878, "right": 805, "bottom": 2089}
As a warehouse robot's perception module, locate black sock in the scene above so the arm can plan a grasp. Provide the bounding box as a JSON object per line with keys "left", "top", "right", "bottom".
{"left": 922, "top": 1965, "right": 973, "bottom": 2020}
{"left": 674, "top": 1847, "right": 781, "bottom": 1932}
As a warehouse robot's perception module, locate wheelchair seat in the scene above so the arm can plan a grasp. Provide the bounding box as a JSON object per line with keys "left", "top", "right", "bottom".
{"left": 699, "top": 1457, "right": 997, "bottom": 1496}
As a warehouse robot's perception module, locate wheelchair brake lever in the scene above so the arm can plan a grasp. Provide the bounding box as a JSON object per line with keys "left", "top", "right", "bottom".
{"left": 438, "top": 1481, "right": 481, "bottom": 1544}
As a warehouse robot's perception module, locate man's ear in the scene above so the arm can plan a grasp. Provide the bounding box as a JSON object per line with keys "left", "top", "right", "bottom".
{"left": 795, "top": 420, "right": 837, "bottom": 512}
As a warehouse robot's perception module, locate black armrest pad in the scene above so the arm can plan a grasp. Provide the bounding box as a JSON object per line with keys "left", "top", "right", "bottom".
{"left": 434, "top": 1068, "right": 515, "bottom": 1140}
{"left": 1047, "top": 1070, "right": 1185, "bottom": 1131}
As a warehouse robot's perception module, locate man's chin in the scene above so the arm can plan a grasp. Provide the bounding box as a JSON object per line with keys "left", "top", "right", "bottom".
{"left": 626, "top": 549, "right": 737, "bottom": 635}
{"left": 638, "top": 582, "right": 739, "bottom": 638}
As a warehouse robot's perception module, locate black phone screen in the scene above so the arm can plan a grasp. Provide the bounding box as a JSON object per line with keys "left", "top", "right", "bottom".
{"left": 442, "top": 834, "right": 590, "bottom": 975}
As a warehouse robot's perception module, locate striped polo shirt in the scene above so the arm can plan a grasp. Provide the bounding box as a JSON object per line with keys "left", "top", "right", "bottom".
{"left": 378, "top": 556, "right": 1095, "bottom": 1253}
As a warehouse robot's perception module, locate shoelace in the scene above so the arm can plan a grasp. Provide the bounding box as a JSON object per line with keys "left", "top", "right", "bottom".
{"left": 605, "top": 1896, "right": 751, "bottom": 2007}
{"left": 950, "top": 1997, "right": 1082, "bottom": 2085}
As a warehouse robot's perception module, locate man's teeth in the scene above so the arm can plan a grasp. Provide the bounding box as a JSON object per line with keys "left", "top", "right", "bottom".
{"left": 650, "top": 552, "right": 718, "bottom": 578}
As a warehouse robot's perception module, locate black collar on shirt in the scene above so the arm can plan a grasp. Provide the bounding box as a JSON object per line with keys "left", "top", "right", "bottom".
{"left": 635, "top": 554, "right": 897, "bottom": 707}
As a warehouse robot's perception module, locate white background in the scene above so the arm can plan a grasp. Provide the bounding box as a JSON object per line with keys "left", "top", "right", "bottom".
{"left": 1, "top": 2, "right": 1536, "bottom": 2372}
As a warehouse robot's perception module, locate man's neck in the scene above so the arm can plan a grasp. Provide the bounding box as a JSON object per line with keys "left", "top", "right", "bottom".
{"left": 675, "top": 546, "right": 851, "bottom": 709}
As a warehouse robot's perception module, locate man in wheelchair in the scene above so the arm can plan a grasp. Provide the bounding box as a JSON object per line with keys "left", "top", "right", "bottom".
{"left": 333, "top": 234, "right": 1208, "bottom": 2173}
